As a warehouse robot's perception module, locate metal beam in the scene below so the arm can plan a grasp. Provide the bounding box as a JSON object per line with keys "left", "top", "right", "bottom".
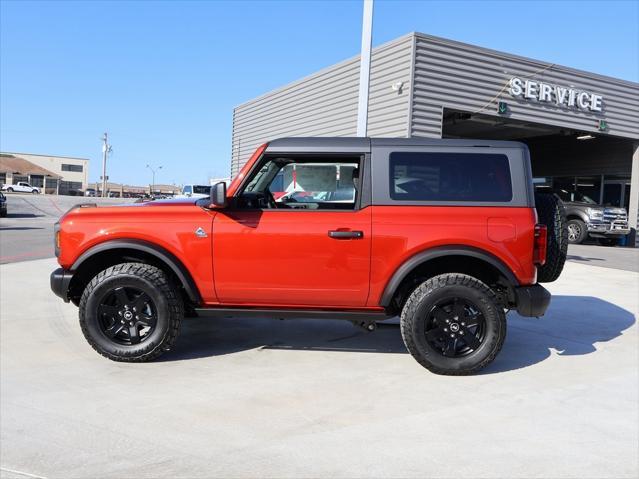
{"left": 356, "top": 0, "right": 374, "bottom": 137}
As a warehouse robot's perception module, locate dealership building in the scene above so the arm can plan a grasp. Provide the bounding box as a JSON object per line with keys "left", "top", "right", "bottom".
{"left": 231, "top": 32, "right": 639, "bottom": 244}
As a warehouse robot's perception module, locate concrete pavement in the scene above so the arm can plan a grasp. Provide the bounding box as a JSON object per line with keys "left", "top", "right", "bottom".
{"left": 1, "top": 257, "right": 637, "bottom": 478}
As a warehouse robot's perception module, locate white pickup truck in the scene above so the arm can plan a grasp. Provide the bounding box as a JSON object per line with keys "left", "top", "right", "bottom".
{"left": 1, "top": 182, "right": 40, "bottom": 194}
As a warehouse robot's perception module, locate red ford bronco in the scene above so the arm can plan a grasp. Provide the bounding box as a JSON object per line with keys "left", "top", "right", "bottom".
{"left": 51, "top": 138, "right": 567, "bottom": 374}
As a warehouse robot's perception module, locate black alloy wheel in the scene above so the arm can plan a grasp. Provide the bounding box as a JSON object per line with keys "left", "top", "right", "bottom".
{"left": 424, "top": 297, "right": 485, "bottom": 358}
{"left": 79, "top": 262, "right": 183, "bottom": 362}
{"left": 400, "top": 273, "right": 506, "bottom": 375}
{"left": 97, "top": 286, "right": 157, "bottom": 345}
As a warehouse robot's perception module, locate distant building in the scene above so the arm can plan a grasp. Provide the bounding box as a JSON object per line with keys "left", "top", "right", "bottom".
{"left": 0, "top": 152, "right": 89, "bottom": 194}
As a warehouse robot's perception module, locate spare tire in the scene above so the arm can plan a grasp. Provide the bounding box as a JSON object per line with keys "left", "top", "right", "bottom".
{"left": 535, "top": 193, "right": 568, "bottom": 283}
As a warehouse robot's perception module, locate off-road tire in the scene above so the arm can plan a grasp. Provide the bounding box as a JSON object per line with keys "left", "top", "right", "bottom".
{"left": 400, "top": 273, "right": 506, "bottom": 375}
{"left": 535, "top": 193, "right": 568, "bottom": 282}
{"left": 79, "top": 262, "right": 183, "bottom": 362}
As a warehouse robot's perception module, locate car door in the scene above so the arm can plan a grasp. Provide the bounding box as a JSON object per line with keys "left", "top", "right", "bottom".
{"left": 212, "top": 157, "right": 371, "bottom": 308}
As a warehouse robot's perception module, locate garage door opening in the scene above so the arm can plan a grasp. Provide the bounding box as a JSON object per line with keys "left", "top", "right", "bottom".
{"left": 442, "top": 108, "right": 635, "bottom": 210}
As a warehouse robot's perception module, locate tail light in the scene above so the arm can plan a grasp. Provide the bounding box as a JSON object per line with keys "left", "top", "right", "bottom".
{"left": 533, "top": 224, "right": 547, "bottom": 266}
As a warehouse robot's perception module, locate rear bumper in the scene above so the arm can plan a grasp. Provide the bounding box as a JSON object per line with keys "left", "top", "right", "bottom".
{"left": 50, "top": 268, "right": 73, "bottom": 303}
{"left": 515, "top": 284, "right": 551, "bottom": 317}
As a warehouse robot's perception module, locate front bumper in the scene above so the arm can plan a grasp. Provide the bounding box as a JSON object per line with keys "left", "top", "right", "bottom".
{"left": 515, "top": 284, "right": 551, "bottom": 317}
{"left": 50, "top": 268, "right": 73, "bottom": 302}
{"left": 587, "top": 221, "right": 630, "bottom": 236}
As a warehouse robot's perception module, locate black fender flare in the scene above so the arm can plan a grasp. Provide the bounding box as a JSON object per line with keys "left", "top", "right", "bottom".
{"left": 71, "top": 239, "right": 201, "bottom": 304}
{"left": 379, "top": 246, "right": 519, "bottom": 307}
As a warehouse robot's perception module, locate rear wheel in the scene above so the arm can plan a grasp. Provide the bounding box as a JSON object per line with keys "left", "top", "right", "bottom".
{"left": 400, "top": 273, "right": 506, "bottom": 375}
{"left": 79, "top": 263, "right": 183, "bottom": 362}
{"left": 7, "top": 187, "right": 13, "bottom": 192}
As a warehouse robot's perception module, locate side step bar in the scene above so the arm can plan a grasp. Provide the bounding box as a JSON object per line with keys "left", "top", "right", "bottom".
{"left": 193, "top": 307, "right": 392, "bottom": 322}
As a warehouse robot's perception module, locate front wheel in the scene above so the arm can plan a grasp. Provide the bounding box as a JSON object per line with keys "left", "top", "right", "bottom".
{"left": 32, "top": 189, "right": 38, "bottom": 194}
{"left": 400, "top": 273, "right": 506, "bottom": 375}
{"left": 566, "top": 219, "right": 587, "bottom": 244}
{"left": 79, "top": 263, "right": 183, "bottom": 362}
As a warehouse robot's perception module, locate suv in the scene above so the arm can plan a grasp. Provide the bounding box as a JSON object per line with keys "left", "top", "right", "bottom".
{"left": 51, "top": 138, "right": 566, "bottom": 375}
{"left": 1, "top": 181, "right": 40, "bottom": 194}
{"left": 535, "top": 187, "right": 630, "bottom": 245}
{"left": 178, "top": 184, "right": 213, "bottom": 198}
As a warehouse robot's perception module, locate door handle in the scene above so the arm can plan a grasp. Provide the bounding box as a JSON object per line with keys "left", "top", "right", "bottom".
{"left": 328, "top": 230, "right": 364, "bottom": 239}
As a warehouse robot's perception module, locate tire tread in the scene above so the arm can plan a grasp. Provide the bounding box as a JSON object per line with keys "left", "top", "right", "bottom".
{"left": 78, "top": 262, "right": 183, "bottom": 362}
{"left": 400, "top": 273, "right": 506, "bottom": 375}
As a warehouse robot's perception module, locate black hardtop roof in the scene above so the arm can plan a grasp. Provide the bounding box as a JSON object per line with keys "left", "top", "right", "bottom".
{"left": 266, "top": 137, "right": 527, "bottom": 154}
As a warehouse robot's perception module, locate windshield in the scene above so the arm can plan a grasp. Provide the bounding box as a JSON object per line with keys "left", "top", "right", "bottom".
{"left": 555, "top": 189, "right": 597, "bottom": 204}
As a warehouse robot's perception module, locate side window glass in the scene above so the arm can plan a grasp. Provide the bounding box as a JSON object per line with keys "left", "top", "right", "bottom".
{"left": 183, "top": 186, "right": 192, "bottom": 194}
{"left": 389, "top": 152, "right": 512, "bottom": 202}
{"left": 271, "top": 162, "right": 358, "bottom": 209}
{"left": 239, "top": 157, "right": 361, "bottom": 210}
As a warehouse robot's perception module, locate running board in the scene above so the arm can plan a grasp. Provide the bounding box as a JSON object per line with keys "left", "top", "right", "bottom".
{"left": 193, "top": 307, "right": 392, "bottom": 322}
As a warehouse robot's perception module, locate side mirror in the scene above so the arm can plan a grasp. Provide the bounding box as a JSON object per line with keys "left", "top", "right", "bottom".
{"left": 209, "top": 182, "right": 227, "bottom": 208}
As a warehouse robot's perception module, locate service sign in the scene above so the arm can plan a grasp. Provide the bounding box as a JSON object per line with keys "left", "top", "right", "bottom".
{"left": 509, "top": 77, "right": 603, "bottom": 112}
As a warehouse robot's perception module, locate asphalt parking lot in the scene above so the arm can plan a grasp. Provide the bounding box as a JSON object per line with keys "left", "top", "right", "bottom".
{"left": 1, "top": 198, "right": 638, "bottom": 478}
{"left": 0, "top": 194, "right": 129, "bottom": 264}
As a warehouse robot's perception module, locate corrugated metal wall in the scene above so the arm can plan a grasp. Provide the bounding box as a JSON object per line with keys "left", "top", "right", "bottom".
{"left": 410, "top": 33, "right": 639, "bottom": 140}
{"left": 231, "top": 34, "right": 413, "bottom": 177}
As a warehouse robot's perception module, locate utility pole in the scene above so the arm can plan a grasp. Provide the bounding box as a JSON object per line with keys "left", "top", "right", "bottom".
{"left": 356, "top": 0, "right": 374, "bottom": 137}
{"left": 146, "top": 164, "right": 162, "bottom": 197}
{"left": 101, "top": 132, "right": 112, "bottom": 197}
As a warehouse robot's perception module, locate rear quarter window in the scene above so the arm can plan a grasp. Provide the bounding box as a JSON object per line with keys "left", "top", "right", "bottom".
{"left": 389, "top": 152, "right": 513, "bottom": 202}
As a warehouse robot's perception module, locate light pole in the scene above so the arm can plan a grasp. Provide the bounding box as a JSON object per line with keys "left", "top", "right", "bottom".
{"left": 146, "top": 164, "right": 162, "bottom": 196}
{"left": 101, "top": 133, "right": 112, "bottom": 197}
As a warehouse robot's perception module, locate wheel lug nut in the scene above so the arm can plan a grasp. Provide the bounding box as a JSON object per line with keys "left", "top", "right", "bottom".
{"left": 121, "top": 319, "right": 125, "bottom": 324}
{"left": 460, "top": 331, "right": 464, "bottom": 335}
{"left": 445, "top": 319, "right": 449, "bottom": 323}
{"left": 444, "top": 328, "right": 448, "bottom": 332}
{"left": 461, "top": 322, "right": 465, "bottom": 326}
{"left": 450, "top": 334, "right": 455, "bottom": 338}
{"left": 129, "top": 321, "right": 134, "bottom": 326}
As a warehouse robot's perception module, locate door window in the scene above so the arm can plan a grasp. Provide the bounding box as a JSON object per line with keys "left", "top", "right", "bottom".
{"left": 239, "top": 157, "right": 360, "bottom": 210}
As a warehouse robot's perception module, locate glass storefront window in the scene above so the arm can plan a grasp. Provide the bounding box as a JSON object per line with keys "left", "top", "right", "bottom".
{"left": 603, "top": 183, "right": 622, "bottom": 207}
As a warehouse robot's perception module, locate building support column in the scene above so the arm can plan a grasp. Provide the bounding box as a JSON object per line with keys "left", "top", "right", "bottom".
{"left": 627, "top": 142, "right": 639, "bottom": 247}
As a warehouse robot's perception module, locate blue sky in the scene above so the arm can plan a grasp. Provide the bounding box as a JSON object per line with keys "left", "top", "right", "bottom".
{"left": 1, "top": 0, "right": 637, "bottom": 186}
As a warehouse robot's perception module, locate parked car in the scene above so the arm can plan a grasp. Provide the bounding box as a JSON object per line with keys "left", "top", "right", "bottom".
{"left": 0, "top": 192, "right": 7, "bottom": 217}
{"left": 50, "top": 138, "right": 566, "bottom": 374}
{"left": 535, "top": 186, "right": 630, "bottom": 245}
{"left": 177, "top": 184, "right": 211, "bottom": 198}
{"left": 1, "top": 182, "right": 40, "bottom": 194}
{"left": 85, "top": 189, "right": 97, "bottom": 197}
